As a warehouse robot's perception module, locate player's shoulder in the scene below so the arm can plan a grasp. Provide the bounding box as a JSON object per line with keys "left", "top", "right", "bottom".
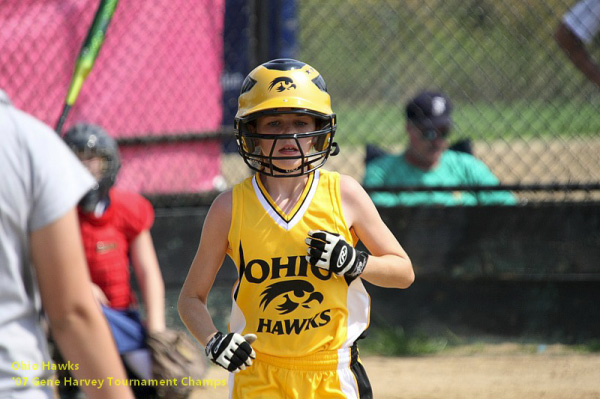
{"left": 339, "top": 173, "right": 361, "bottom": 187}
{"left": 109, "top": 188, "right": 153, "bottom": 221}
{"left": 5, "top": 100, "right": 66, "bottom": 153}
{"left": 317, "top": 169, "right": 357, "bottom": 190}
{"left": 202, "top": 189, "right": 233, "bottom": 230}
{"left": 110, "top": 187, "right": 150, "bottom": 207}
{"left": 210, "top": 189, "right": 233, "bottom": 215}
{"left": 108, "top": 188, "right": 154, "bottom": 232}
{"left": 339, "top": 173, "right": 369, "bottom": 204}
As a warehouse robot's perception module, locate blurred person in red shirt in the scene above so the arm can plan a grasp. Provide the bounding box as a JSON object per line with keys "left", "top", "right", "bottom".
{"left": 62, "top": 123, "right": 165, "bottom": 394}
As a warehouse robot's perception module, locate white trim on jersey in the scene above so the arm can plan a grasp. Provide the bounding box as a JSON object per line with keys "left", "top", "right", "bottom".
{"left": 344, "top": 278, "right": 371, "bottom": 348}
{"left": 252, "top": 169, "right": 321, "bottom": 231}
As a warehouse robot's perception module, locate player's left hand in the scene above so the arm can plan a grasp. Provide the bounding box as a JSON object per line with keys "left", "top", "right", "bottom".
{"left": 305, "top": 230, "right": 369, "bottom": 278}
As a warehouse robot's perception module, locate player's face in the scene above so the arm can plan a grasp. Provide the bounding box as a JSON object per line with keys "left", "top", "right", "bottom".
{"left": 406, "top": 122, "right": 450, "bottom": 168}
{"left": 254, "top": 113, "right": 316, "bottom": 171}
{"left": 76, "top": 153, "right": 106, "bottom": 181}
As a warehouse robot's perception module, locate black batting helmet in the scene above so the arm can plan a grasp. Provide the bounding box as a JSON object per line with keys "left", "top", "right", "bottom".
{"left": 63, "top": 123, "right": 121, "bottom": 212}
{"left": 234, "top": 58, "right": 338, "bottom": 177}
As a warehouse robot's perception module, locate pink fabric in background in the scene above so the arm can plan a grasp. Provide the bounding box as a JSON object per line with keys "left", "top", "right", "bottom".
{"left": 118, "top": 141, "right": 222, "bottom": 193}
{"left": 0, "top": 0, "right": 225, "bottom": 193}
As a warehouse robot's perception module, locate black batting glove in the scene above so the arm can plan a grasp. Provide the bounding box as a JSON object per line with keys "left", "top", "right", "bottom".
{"left": 305, "top": 230, "right": 369, "bottom": 278}
{"left": 205, "top": 331, "right": 257, "bottom": 373}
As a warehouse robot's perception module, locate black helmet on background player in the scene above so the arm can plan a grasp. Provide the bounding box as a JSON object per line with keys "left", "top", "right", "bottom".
{"left": 63, "top": 123, "right": 121, "bottom": 212}
{"left": 234, "top": 58, "right": 338, "bottom": 177}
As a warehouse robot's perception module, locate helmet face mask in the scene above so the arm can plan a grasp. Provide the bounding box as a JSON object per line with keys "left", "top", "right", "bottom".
{"left": 234, "top": 59, "right": 338, "bottom": 177}
{"left": 62, "top": 123, "right": 121, "bottom": 212}
{"left": 73, "top": 150, "right": 110, "bottom": 181}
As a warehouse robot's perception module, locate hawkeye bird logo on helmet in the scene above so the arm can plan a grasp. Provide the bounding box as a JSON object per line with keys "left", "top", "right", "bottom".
{"left": 268, "top": 77, "right": 297, "bottom": 92}
{"left": 234, "top": 58, "right": 339, "bottom": 178}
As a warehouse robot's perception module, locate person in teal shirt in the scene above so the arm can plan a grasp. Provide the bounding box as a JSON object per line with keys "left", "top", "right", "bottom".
{"left": 363, "top": 91, "right": 517, "bottom": 206}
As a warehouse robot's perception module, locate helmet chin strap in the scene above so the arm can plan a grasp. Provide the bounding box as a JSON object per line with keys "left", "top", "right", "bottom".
{"left": 330, "top": 142, "right": 340, "bottom": 156}
{"left": 257, "top": 159, "right": 309, "bottom": 175}
{"left": 79, "top": 180, "right": 111, "bottom": 214}
{"left": 257, "top": 142, "right": 340, "bottom": 177}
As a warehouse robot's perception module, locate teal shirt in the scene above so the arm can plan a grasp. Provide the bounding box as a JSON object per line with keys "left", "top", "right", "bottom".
{"left": 363, "top": 150, "right": 517, "bottom": 206}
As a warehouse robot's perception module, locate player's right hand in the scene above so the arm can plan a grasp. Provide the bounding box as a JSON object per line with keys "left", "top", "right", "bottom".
{"left": 91, "top": 283, "right": 110, "bottom": 306}
{"left": 205, "top": 331, "right": 257, "bottom": 373}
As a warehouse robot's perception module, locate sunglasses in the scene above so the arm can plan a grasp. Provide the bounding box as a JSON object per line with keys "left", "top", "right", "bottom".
{"left": 418, "top": 126, "right": 451, "bottom": 141}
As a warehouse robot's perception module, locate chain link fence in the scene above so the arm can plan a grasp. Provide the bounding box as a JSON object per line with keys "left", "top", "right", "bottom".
{"left": 222, "top": 0, "right": 600, "bottom": 204}
{"left": 295, "top": 0, "right": 600, "bottom": 202}
{"left": 1, "top": 0, "right": 599, "bottom": 205}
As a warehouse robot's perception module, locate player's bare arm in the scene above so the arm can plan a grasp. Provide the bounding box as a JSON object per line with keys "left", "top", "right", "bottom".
{"left": 178, "top": 191, "right": 257, "bottom": 373}
{"left": 178, "top": 190, "right": 233, "bottom": 346}
{"left": 130, "top": 230, "right": 166, "bottom": 332}
{"left": 32, "top": 209, "right": 134, "bottom": 399}
{"left": 340, "top": 174, "right": 414, "bottom": 288}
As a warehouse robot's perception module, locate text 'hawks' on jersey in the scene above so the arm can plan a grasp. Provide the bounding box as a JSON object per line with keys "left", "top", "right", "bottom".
{"left": 227, "top": 169, "right": 370, "bottom": 357}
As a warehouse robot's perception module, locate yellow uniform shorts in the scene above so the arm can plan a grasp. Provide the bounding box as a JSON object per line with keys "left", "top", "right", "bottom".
{"left": 229, "top": 345, "right": 372, "bottom": 399}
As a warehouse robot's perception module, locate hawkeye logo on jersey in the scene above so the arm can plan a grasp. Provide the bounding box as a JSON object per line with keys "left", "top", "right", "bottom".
{"left": 256, "top": 278, "right": 331, "bottom": 336}
{"left": 239, "top": 251, "right": 334, "bottom": 336}
{"left": 260, "top": 280, "right": 323, "bottom": 315}
{"left": 268, "top": 77, "right": 296, "bottom": 92}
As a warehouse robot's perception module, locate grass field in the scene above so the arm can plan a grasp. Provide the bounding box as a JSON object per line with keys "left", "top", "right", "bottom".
{"left": 358, "top": 326, "right": 600, "bottom": 357}
{"left": 334, "top": 100, "right": 600, "bottom": 147}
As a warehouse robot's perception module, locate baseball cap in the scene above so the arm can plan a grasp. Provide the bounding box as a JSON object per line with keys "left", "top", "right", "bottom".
{"left": 406, "top": 91, "right": 453, "bottom": 128}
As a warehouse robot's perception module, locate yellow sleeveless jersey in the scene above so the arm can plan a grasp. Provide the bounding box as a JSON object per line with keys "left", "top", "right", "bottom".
{"left": 226, "top": 169, "right": 370, "bottom": 357}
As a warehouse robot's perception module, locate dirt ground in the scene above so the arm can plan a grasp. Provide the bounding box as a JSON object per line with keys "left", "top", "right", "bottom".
{"left": 191, "top": 344, "right": 600, "bottom": 399}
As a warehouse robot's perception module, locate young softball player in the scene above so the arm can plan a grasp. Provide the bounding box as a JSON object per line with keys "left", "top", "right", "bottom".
{"left": 178, "top": 58, "right": 414, "bottom": 399}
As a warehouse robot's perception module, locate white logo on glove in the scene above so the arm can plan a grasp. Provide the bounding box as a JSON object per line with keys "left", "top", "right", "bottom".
{"left": 338, "top": 246, "right": 347, "bottom": 268}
